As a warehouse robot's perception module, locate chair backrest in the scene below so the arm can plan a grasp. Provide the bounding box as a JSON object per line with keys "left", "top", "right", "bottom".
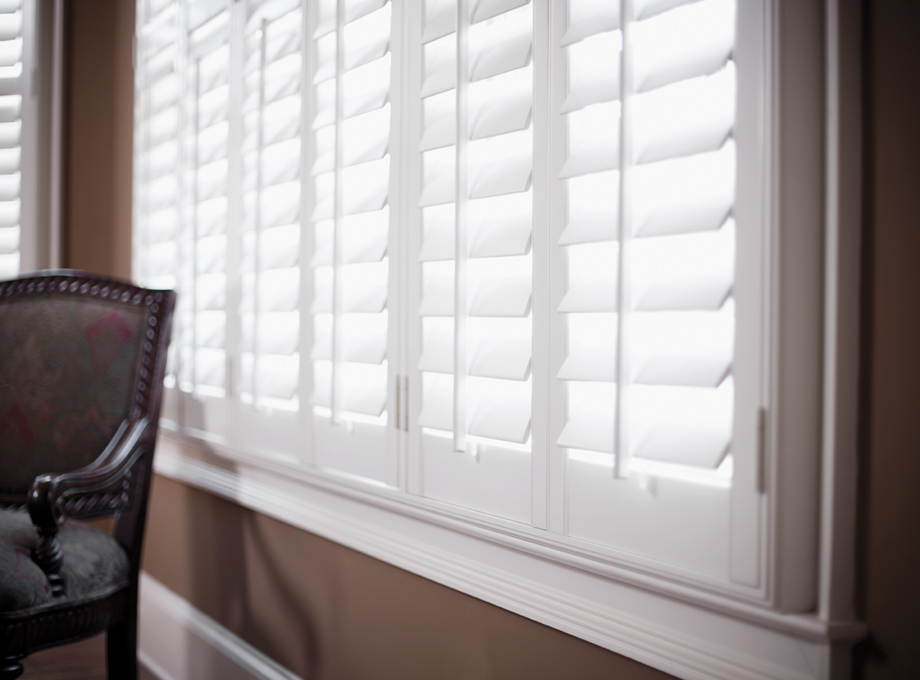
{"left": 0, "top": 272, "right": 175, "bottom": 502}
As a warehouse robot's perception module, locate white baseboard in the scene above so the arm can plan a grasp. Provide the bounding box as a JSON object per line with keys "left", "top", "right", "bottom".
{"left": 139, "top": 572, "right": 302, "bottom": 680}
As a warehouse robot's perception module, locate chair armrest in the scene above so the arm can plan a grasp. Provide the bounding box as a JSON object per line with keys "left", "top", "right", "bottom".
{"left": 25, "top": 418, "right": 151, "bottom": 596}
{"left": 27, "top": 418, "right": 151, "bottom": 530}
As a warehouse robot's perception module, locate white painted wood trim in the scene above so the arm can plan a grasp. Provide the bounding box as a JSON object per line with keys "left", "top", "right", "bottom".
{"left": 139, "top": 572, "right": 303, "bottom": 680}
{"left": 153, "top": 439, "right": 863, "bottom": 680}
{"left": 818, "top": 0, "right": 862, "bottom": 626}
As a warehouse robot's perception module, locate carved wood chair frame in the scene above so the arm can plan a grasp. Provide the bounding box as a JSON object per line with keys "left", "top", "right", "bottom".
{"left": 0, "top": 271, "right": 175, "bottom": 680}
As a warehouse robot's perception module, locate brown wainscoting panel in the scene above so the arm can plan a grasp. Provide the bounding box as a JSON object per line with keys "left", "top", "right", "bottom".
{"left": 142, "top": 474, "right": 676, "bottom": 680}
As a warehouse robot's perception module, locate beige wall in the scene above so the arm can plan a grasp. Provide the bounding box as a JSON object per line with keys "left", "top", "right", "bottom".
{"left": 62, "top": 0, "right": 920, "bottom": 678}
{"left": 63, "top": 0, "right": 134, "bottom": 279}
{"left": 858, "top": 1, "right": 920, "bottom": 677}
{"left": 145, "top": 475, "right": 673, "bottom": 680}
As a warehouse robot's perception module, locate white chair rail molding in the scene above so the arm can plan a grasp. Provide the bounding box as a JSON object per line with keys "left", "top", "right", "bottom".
{"left": 132, "top": 0, "right": 866, "bottom": 678}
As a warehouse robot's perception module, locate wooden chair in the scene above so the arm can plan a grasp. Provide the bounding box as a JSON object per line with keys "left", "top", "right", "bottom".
{"left": 0, "top": 272, "right": 175, "bottom": 680}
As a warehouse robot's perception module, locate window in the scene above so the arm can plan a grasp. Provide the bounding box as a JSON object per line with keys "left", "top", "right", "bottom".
{"left": 136, "top": 1, "right": 858, "bottom": 677}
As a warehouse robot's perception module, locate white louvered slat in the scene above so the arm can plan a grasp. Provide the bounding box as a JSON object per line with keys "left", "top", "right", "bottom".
{"left": 561, "top": 32, "right": 619, "bottom": 113}
{"left": 633, "top": 0, "right": 734, "bottom": 93}
{"left": 468, "top": 6, "right": 531, "bottom": 81}
{"left": 423, "top": 0, "right": 455, "bottom": 44}
{"left": 471, "top": 0, "right": 528, "bottom": 24}
{"left": 561, "top": 0, "right": 618, "bottom": 47}
{"left": 469, "top": 71, "right": 531, "bottom": 139}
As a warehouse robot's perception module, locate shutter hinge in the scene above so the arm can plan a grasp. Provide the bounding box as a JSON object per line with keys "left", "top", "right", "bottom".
{"left": 402, "top": 375, "right": 409, "bottom": 432}
{"left": 395, "top": 374, "right": 401, "bottom": 430}
{"left": 395, "top": 375, "right": 409, "bottom": 431}
{"left": 756, "top": 407, "right": 767, "bottom": 493}
{"left": 226, "top": 356, "right": 235, "bottom": 398}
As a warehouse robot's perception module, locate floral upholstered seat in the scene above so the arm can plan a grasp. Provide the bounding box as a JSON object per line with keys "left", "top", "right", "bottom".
{"left": 0, "top": 272, "right": 175, "bottom": 680}
{"left": 0, "top": 510, "right": 128, "bottom": 614}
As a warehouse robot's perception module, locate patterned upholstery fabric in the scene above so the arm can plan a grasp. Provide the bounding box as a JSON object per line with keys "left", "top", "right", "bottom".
{"left": 0, "top": 509, "right": 129, "bottom": 614}
{"left": 0, "top": 297, "right": 146, "bottom": 497}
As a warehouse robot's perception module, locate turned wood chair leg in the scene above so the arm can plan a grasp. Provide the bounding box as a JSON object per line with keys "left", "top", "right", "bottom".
{"left": 32, "top": 527, "right": 65, "bottom": 597}
{"left": 106, "top": 619, "right": 138, "bottom": 680}
{"left": 0, "top": 657, "right": 23, "bottom": 680}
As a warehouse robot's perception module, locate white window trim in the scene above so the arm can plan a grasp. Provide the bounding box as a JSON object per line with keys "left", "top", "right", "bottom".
{"left": 145, "top": 0, "right": 867, "bottom": 677}
{"left": 15, "top": 0, "right": 64, "bottom": 276}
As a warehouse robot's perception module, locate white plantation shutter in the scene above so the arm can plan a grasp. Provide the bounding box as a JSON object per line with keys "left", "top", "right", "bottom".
{"left": 133, "top": 0, "right": 790, "bottom": 594}
{"left": 136, "top": 0, "right": 182, "bottom": 396}
{"left": 416, "top": 0, "right": 534, "bottom": 447}
{"left": 413, "top": 0, "right": 534, "bottom": 522}
{"left": 557, "top": 0, "right": 735, "bottom": 470}
{"left": 558, "top": 0, "right": 743, "bottom": 576}
{"left": 309, "top": 0, "right": 395, "bottom": 482}
{"left": 0, "top": 1, "right": 24, "bottom": 279}
{"left": 171, "top": 0, "right": 232, "bottom": 403}
{"left": 239, "top": 0, "right": 303, "bottom": 413}
{"left": 136, "top": 1, "right": 181, "bottom": 290}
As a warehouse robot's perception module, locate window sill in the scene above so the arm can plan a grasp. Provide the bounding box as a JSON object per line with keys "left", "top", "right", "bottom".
{"left": 153, "top": 429, "right": 864, "bottom": 680}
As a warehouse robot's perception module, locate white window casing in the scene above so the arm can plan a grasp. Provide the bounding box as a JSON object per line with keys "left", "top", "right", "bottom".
{"left": 133, "top": 1, "right": 866, "bottom": 678}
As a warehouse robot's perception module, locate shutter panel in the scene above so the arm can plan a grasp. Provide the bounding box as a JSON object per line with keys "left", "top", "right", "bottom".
{"left": 239, "top": 0, "right": 303, "bottom": 411}
{"left": 557, "top": 0, "right": 737, "bottom": 479}
{"left": 136, "top": 0, "right": 182, "bottom": 393}
{"left": 417, "top": 0, "right": 534, "bottom": 450}
{"left": 174, "top": 0, "right": 232, "bottom": 399}
{"left": 0, "top": 1, "right": 23, "bottom": 278}
{"left": 310, "top": 0, "right": 392, "bottom": 434}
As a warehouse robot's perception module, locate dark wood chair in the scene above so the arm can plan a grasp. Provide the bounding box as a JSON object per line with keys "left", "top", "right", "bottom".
{"left": 0, "top": 271, "right": 175, "bottom": 680}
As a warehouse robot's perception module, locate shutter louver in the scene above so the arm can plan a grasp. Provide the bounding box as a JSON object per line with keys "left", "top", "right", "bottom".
{"left": 310, "top": 0, "right": 392, "bottom": 423}
{"left": 240, "top": 0, "right": 303, "bottom": 411}
{"left": 417, "top": 0, "right": 534, "bottom": 448}
{"left": 0, "top": 1, "right": 22, "bottom": 279}
{"left": 556, "top": 0, "right": 737, "bottom": 477}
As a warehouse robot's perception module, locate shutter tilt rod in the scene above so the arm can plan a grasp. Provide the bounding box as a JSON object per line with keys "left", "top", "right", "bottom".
{"left": 452, "top": 0, "right": 470, "bottom": 453}
{"left": 330, "top": 0, "right": 347, "bottom": 424}
{"left": 191, "top": 58, "right": 201, "bottom": 397}
{"left": 252, "top": 18, "right": 268, "bottom": 409}
{"left": 613, "top": 0, "right": 634, "bottom": 479}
